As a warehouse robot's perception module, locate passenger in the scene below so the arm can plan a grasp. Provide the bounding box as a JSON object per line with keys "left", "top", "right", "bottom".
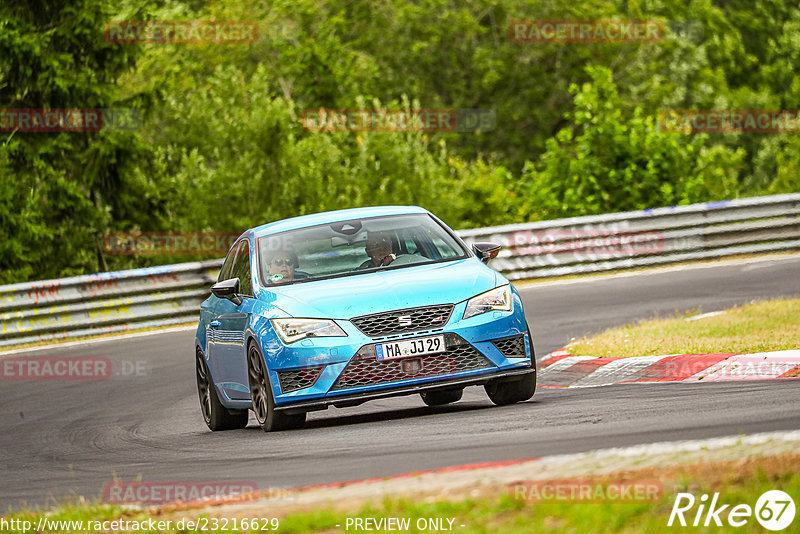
{"left": 267, "top": 248, "right": 298, "bottom": 284}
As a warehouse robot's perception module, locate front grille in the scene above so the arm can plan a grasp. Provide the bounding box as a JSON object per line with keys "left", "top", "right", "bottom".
{"left": 277, "top": 365, "right": 325, "bottom": 393}
{"left": 330, "top": 333, "right": 494, "bottom": 390}
{"left": 492, "top": 335, "right": 526, "bottom": 358}
{"left": 351, "top": 304, "right": 454, "bottom": 339}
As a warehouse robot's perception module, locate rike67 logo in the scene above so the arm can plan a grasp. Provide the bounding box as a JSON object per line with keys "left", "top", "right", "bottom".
{"left": 668, "top": 490, "right": 796, "bottom": 530}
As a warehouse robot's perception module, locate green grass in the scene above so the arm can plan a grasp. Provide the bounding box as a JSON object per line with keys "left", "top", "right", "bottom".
{"left": 3, "top": 456, "right": 799, "bottom": 533}
{"left": 277, "top": 471, "right": 800, "bottom": 533}
{"left": 568, "top": 298, "right": 800, "bottom": 358}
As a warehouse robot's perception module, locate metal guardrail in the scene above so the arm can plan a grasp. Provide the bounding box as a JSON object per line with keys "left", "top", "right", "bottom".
{"left": 1, "top": 194, "right": 798, "bottom": 348}
{"left": 0, "top": 261, "right": 222, "bottom": 348}
{"left": 458, "top": 193, "right": 800, "bottom": 280}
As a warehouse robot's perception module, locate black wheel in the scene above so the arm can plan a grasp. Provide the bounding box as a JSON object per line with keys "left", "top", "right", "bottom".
{"left": 527, "top": 325, "right": 537, "bottom": 362}
{"left": 247, "top": 343, "right": 306, "bottom": 432}
{"left": 485, "top": 371, "right": 536, "bottom": 405}
{"left": 420, "top": 388, "right": 463, "bottom": 406}
{"left": 486, "top": 327, "right": 537, "bottom": 406}
{"left": 196, "top": 351, "right": 249, "bottom": 431}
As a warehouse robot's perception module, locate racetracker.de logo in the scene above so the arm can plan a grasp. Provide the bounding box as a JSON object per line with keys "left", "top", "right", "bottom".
{"left": 104, "top": 21, "right": 258, "bottom": 44}
{"left": 510, "top": 479, "right": 663, "bottom": 502}
{"left": 300, "top": 108, "right": 495, "bottom": 133}
{"left": 0, "top": 109, "right": 141, "bottom": 133}
{"left": 509, "top": 19, "right": 665, "bottom": 43}
{"left": 103, "top": 481, "right": 259, "bottom": 506}
{"left": 659, "top": 110, "right": 800, "bottom": 134}
{"left": 509, "top": 229, "right": 664, "bottom": 257}
{"left": 1, "top": 357, "right": 112, "bottom": 380}
{"left": 103, "top": 232, "right": 241, "bottom": 256}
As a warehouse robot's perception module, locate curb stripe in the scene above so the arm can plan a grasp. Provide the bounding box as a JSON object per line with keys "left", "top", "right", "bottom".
{"left": 539, "top": 349, "right": 574, "bottom": 368}
{"left": 538, "top": 355, "right": 595, "bottom": 373}
{"left": 539, "top": 354, "right": 573, "bottom": 368}
{"left": 539, "top": 349, "right": 799, "bottom": 388}
{"left": 541, "top": 357, "right": 621, "bottom": 387}
{"left": 572, "top": 355, "right": 665, "bottom": 387}
{"left": 625, "top": 354, "right": 733, "bottom": 383}
{"left": 688, "top": 351, "right": 800, "bottom": 382}
{"left": 779, "top": 364, "right": 800, "bottom": 378}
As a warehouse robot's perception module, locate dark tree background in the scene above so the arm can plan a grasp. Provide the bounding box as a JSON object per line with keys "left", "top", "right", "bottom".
{"left": 2, "top": 0, "right": 798, "bottom": 282}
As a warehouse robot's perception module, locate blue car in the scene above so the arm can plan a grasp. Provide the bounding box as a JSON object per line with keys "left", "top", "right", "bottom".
{"left": 195, "top": 206, "right": 536, "bottom": 431}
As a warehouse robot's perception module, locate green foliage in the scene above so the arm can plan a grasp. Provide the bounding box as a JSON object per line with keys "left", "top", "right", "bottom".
{"left": 516, "top": 66, "right": 744, "bottom": 219}
{"left": 0, "top": 0, "right": 164, "bottom": 283}
{"left": 1, "top": 0, "right": 799, "bottom": 283}
{"left": 147, "top": 65, "right": 512, "bottom": 234}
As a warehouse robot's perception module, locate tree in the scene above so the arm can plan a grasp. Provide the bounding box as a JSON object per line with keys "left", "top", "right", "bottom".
{"left": 0, "top": 0, "right": 162, "bottom": 282}
{"left": 516, "top": 65, "right": 744, "bottom": 220}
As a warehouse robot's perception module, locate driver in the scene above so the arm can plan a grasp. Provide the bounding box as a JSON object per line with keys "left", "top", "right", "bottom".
{"left": 267, "top": 248, "right": 298, "bottom": 284}
{"left": 358, "top": 231, "right": 396, "bottom": 269}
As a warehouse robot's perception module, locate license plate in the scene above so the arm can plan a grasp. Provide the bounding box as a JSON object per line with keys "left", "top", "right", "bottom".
{"left": 375, "top": 335, "right": 445, "bottom": 361}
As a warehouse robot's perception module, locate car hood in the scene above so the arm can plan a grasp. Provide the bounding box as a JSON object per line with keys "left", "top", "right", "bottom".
{"left": 261, "top": 259, "right": 500, "bottom": 319}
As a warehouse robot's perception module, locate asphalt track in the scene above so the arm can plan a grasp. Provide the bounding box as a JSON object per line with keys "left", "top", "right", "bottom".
{"left": 2, "top": 255, "right": 799, "bottom": 511}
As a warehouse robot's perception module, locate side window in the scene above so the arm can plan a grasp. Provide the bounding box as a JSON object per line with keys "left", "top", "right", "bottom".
{"left": 400, "top": 232, "right": 420, "bottom": 255}
{"left": 218, "top": 243, "right": 239, "bottom": 282}
{"left": 230, "top": 240, "right": 253, "bottom": 297}
{"left": 430, "top": 235, "right": 460, "bottom": 259}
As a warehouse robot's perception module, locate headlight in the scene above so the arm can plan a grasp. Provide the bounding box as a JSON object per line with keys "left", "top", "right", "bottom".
{"left": 271, "top": 318, "right": 347, "bottom": 343}
{"left": 463, "top": 285, "right": 512, "bottom": 319}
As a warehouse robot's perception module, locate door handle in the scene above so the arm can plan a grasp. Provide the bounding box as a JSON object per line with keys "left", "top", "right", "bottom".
{"left": 209, "top": 320, "right": 221, "bottom": 329}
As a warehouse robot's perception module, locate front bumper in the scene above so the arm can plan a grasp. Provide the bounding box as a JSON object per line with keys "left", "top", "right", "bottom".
{"left": 261, "top": 298, "right": 533, "bottom": 409}
{"left": 276, "top": 365, "right": 535, "bottom": 414}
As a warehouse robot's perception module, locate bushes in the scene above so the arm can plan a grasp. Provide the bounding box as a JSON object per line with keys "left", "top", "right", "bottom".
{"left": 3, "top": 0, "right": 800, "bottom": 283}
{"left": 146, "top": 65, "right": 513, "bottom": 235}
{"left": 515, "top": 66, "right": 744, "bottom": 220}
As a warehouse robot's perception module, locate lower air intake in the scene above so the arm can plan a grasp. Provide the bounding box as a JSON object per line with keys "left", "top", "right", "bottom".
{"left": 492, "top": 335, "right": 526, "bottom": 358}
{"left": 277, "top": 365, "right": 325, "bottom": 393}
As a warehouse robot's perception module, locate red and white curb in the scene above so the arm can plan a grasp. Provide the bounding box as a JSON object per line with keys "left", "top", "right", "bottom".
{"left": 539, "top": 349, "right": 800, "bottom": 388}
{"left": 168, "top": 430, "right": 800, "bottom": 516}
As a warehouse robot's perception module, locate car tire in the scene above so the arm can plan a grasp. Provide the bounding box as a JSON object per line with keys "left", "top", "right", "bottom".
{"left": 247, "top": 343, "right": 306, "bottom": 432}
{"left": 420, "top": 388, "right": 463, "bottom": 406}
{"left": 196, "top": 351, "right": 249, "bottom": 431}
{"left": 485, "top": 329, "right": 537, "bottom": 405}
{"left": 485, "top": 371, "right": 536, "bottom": 406}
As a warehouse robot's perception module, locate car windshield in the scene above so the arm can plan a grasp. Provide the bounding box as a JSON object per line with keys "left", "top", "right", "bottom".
{"left": 257, "top": 214, "right": 468, "bottom": 286}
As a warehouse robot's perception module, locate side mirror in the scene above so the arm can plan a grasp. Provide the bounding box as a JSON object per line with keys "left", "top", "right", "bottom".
{"left": 211, "top": 278, "right": 242, "bottom": 306}
{"left": 472, "top": 242, "right": 502, "bottom": 264}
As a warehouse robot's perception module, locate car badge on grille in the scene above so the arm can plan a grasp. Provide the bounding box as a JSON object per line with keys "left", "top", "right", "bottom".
{"left": 397, "top": 315, "right": 413, "bottom": 326}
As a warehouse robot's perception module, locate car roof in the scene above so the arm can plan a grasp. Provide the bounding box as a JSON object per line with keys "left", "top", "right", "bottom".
{"left": 251, "top": 206, "right": 431, "bottom": 238}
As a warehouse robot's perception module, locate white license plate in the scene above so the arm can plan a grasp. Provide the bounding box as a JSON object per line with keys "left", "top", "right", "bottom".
{"left": 375, "top": 335, "right": 445, "bottom": 361}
